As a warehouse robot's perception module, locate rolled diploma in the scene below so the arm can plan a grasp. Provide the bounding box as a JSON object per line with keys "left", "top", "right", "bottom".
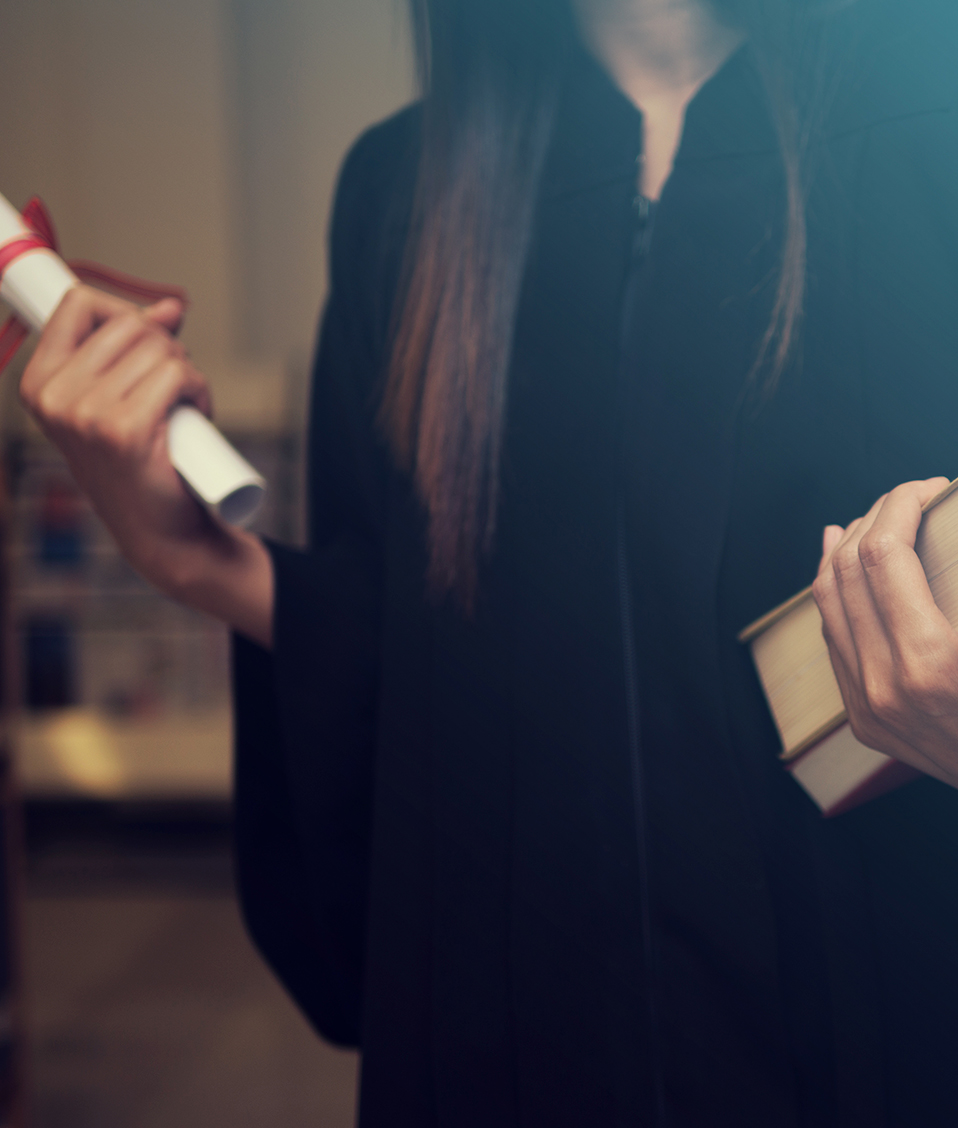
{"left": 0, "top": 193, "right": 265, "bottom": 526}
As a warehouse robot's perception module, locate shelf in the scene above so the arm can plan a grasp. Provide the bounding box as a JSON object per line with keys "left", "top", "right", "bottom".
{"left": 4, "top": 429, "right": 300, "bottom": 805}
{"left": 16, "top": 706, "right": 232, "bottom": 801}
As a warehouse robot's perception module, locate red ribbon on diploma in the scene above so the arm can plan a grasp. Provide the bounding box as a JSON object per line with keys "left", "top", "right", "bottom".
{"left": 0, "top": 196, "right": 189, "bottom": 376}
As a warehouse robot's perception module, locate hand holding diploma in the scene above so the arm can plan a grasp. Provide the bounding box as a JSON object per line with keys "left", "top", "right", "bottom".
{"left": 0, "top": 191, "right": 265, "bottom": 524}
{"left": 3, "top": 196, "right": 274, "bottom": 647}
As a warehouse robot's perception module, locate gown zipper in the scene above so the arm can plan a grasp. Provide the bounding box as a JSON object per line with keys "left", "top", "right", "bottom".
{"left": 617, "top": 185, "right": 668, "bottom": 1127}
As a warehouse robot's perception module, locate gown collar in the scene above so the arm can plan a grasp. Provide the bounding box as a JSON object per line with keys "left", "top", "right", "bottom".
{"left": 541, "top": 41, "right": 779, "bottom": 204}
{"left": 544, "top": 4, "right": 958, "bottom": 206}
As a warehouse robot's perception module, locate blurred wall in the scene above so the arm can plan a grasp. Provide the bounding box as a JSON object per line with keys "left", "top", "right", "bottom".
{"left": 0, "top": 0, "right": 415, "bottom": 430}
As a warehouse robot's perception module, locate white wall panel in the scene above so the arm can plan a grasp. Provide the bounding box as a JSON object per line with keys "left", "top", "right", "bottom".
{"left": 0, "top": 0, "right": 414, "bottom": 429}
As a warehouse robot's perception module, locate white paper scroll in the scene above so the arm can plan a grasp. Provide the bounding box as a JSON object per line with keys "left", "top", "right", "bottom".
{"left": 0, "top": 192, "right": 265, "bottom": 526}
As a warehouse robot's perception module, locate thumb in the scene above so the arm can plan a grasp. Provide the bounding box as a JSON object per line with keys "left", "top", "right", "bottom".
{"left": 144, "top": 297, "right": 186, "bottom": 336}
{"left": 915, "top": 475, "right": 952, "bottom": 507}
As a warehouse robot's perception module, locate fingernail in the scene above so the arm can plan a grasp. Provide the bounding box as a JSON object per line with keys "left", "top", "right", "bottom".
{"left": 822, "top": 525, "right": 842, "bottom": 554}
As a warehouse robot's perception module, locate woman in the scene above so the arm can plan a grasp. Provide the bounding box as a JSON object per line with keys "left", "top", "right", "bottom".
{"left": 18, "top": 0, "right": 958, "bottom": 1122}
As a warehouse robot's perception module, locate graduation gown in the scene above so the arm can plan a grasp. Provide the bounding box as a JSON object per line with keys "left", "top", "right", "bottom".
{"left": 232, "top": 2, "right": 958, "bottom": 1123}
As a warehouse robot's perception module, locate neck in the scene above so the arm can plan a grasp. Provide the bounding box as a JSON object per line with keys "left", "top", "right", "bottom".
{"left": 572, "top": 0, "right": 744, "bottom": 199}
{"left": 573, "top": 0, "right": 743, "bottom": 106}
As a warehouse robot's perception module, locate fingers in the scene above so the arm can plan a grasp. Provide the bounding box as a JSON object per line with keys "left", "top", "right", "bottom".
{"left": 144, "top": 297, "right": 186, "bottom": 336}
{"left": 122, "top": 357, "right": 211, "bottom": 450}
{"left": 818, "top": 525, "right": 845, "bottom": 573}
{"left": 20, "top": 286, "right": 194, "bottom": 434}
{"left": 72, "top": 306, "right": 184, "bottom": 378}
{"left": 70, "top": 352, "right": 203, "bottom": 461}
{"left": 34, "top": 315, "right": 184, "bottom": 422}
{"left": 825, "top": 498, "right": 889, "bottom": 669}
{"left": 833, "top": 482, "right": 948, "bottom": 686}
{"left": 817, "top": 581, "right": 946, "bottom": 781}
{"left": 22, "top": 287, "right": 187, "bottom": 405}
{"left": 857, "top": 478, "right": 950, "bottom": 638}
{"left": 28, "top": 286, "right": 140, "bottom": 373}
{"left": 19, "top": 284, "right": 211, "bottom": 513}
{"left": 812, "top": 477, "right": 958, "bottom": 782}
{"left": 857, "top": 480, "right": 958, "bottom": 733}
{"left": 812, "top": 498, "right": 884, "bottom": 690}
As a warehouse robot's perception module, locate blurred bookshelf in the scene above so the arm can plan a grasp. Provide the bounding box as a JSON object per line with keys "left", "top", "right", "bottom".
{"left": 3, "top": 430, "right": 302, "bottom": 802}
{"left": 0, "top": 460, "right": 27, "bottom": 1127}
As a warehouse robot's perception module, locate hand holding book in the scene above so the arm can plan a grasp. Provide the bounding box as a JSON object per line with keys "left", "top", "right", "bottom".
{"left": 812, "top": 476, "right": 958, "bottom": 791}
{"left": 742, "top": 475, "right": 958, "bottom": 815}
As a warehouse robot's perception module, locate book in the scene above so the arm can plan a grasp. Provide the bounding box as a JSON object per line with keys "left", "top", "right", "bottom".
{"left": 739, "top": 477, "right": 958, "bottom": 816}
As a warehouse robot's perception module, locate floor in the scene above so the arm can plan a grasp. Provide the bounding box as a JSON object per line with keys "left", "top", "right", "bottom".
{"left": 21, "top": 803, "right": 359, "bottom": 1128}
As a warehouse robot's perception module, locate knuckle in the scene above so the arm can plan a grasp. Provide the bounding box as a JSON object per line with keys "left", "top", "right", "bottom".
{"left": 66, "top": 401, "right": 130, "bottom": 453}
{"left": 858, "top": 530, "right": 897, "bottom": 571}
{"left": 830, "top": 543, "right": 860, "bottom": 583}
{"left": 105, "top": 420, "right": 137, "bottom": 456}
{"left": 118, "top": 309, "right": 149, "bottom": 336}
{"left": 139, "top": 334, "right": 170, "bottom": 368}
{"left": 34, "top": 383, "right": 64, "bottom": 423}
{"left": 68, "top": 400, "right": 102, "bottom": 441}
{"left": 861, "top": 671, "right": 901, "bottom": 727}
{"left": 898, "top": 650, "right": 953, "bottom": 716}
{"left": 812, "top": 572, "right": 834, "bottom": 607}
{"left": 161, "top": 356, "right": 190, "bottom": 387}
{"left": 898, "top": 672, "right": 939, "bottom": 716}
{"left": 143, "top": 317, "right": 173, "bottom": 346}
{"left": 101, "top": 417, "right": 139, "bottom": 455}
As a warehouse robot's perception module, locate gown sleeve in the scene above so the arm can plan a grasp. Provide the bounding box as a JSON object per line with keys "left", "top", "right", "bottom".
{"left": 230, "top": 111, "right": 415, "bottom": 1047}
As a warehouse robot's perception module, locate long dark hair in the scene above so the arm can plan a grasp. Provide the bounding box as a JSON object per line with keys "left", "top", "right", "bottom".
{"left": 382, "top": 0, "right": 830, "bottom": 605}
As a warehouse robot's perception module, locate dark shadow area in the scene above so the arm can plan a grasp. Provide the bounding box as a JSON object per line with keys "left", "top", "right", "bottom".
{"left": 25, "top": 800, "right": 234, "bottom": 895}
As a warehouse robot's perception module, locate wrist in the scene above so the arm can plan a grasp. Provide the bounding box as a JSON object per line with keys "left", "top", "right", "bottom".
{"left": 144, "top": 524, "right": 275, "bottom": 648}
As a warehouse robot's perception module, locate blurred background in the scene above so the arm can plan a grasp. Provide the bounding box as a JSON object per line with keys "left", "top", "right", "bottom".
{"left": 0, "top": 0, "right": 414, "bottom": 1123}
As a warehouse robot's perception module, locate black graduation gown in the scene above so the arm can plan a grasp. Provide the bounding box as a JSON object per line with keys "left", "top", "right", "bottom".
{"left": 232, "top": 3, "right": 958, "bottom": 1124}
